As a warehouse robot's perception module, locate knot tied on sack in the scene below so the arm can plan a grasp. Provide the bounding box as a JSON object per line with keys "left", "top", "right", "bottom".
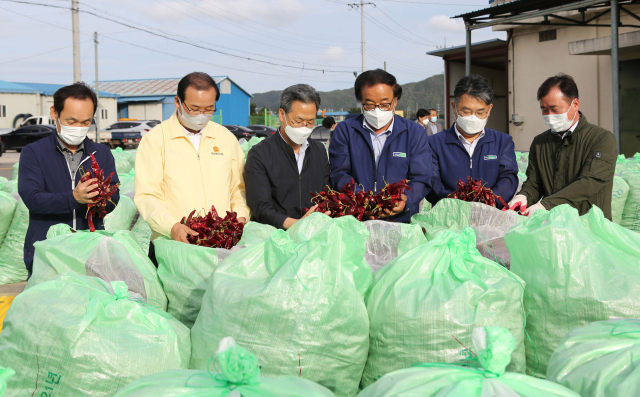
{"left": 185, "top": 336, "right": 261, "bottom": 389}
{"left": 110, "top": 281, "right": 130, "bottom": 300}
{"left": 413, "top": 327, "right": 515, "bottom": 379}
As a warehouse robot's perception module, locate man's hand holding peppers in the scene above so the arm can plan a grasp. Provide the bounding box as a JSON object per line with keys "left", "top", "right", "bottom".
{"left": 73, "top": 178, "right": 100, "bottom": 205}
{"left": 170, "top": 217, "right": 247, "bottom": 244}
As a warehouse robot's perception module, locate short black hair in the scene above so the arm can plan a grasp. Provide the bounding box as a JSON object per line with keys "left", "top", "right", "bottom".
{"left": 454, "top": 75, "right": 494, "bottom": 105}
{"left": 416, "top": 109, "right": 429, "bottom": 118}
{"left": 537, "top": 73, "right": 579, "bottom": 102}
{"left": 177, "top": 72, "right": 220, "bottom": 102}
{"left": 354, "top": 69, "right": 402, "bottom": 102}
{"left": 322, "top": 116, "right": 336, "bottom": 129}
{"left": 53, "top": 82, "right": 98, "bottom": 116}
{"left": 428, "top": 108, "right": 437, "bottom": 114}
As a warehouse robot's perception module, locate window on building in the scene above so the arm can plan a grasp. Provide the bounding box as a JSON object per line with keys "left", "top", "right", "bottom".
{"left": 539, "top": 29, "right": 557, "bottom": 42}
{"left": 0, "top": 105, "right": 6, "bottom": 118}
{"left": 220, "top": 79, "right": 231, "bottom": 94}
{"left": 101, "top": 108, "right": 108, "bottom": 120}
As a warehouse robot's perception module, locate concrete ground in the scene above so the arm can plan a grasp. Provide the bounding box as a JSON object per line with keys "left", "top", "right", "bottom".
{"left": 0, "top": 151, "right": 20, "bottom": 180}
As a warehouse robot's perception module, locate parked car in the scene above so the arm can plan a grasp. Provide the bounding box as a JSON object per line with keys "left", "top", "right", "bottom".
{"left": 20, "top": 115, "right": 112, "bottom": 146}
{"left": 106, "top": 120, "right": 160, "bottom": 137}
{"left": 224, "top": 125, "right": 255, "bottom": 141}
{"left": 246, "top": 125, "right": 277, "bottom": 138}
{"left": 1, "top": 124, "right": 56, "bottom": 152}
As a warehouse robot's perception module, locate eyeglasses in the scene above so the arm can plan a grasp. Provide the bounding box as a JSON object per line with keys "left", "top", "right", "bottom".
{"left": 362, "top": 102, "right": 394, "bottom": 111}
{"left": 285, "top": 114, "right": 315, "bottom": 128}
{"left": 456, "top": 106, "right": 488, "bottom": 119}
{"left": 183, "top": 102, "right": 216, "bottom": 116}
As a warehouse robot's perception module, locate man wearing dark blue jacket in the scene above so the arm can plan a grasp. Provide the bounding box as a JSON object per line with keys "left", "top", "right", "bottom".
{"left": 329, "top": 69, "right": 432, "bottom": 223}
{"left": 18, "top": 82, "right": 119, "bottom": 276}
{"left": 427, "top": 75, "right": 518, "bottom": 207}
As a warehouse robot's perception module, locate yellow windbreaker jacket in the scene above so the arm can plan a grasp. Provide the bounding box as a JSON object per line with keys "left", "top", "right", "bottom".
{"left": 134, "top": 113, "right": 250, "bottom": 240}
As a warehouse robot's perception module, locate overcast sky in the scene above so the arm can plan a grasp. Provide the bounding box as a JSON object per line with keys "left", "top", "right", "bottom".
{"left": 0, "top": 0, "right": 505, "bottom": 94}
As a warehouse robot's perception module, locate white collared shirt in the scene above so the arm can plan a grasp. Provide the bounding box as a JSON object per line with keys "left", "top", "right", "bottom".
{"left": 561, "top": 120, "right": 580, "bottom": 139}
{"left": 279, "top": 130, "right": 309, "bottom": 174}
{"left": 454, "top": 123, "right": 485, "bottom": 158}
{"left": 363, "top": 118, "right": 395, "bottom": 166}
{"left": 182, "top": 125, "right": 202, "bottom": 152}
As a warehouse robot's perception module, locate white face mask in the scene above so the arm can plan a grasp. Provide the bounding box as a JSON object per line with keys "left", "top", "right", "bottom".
{"left": 363, "top": 106, "right": 395, "bottom": 130}
{"left": 178, "top": 98, "right": 211, "bottom": 131}
{"left": 543, "top": 99, "right": 577, "bottom": 133}
{"left": 283, "top": 114, "right": 313, "bottom": 145}
{"left": 56, "top": 115, "right": 89, "bottom": 146}
{"left": 455, "top": 105, "right": 488, "bottom": 135}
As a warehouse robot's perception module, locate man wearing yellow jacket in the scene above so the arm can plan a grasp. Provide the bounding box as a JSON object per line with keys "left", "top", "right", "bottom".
{"left": 134, "top": 72, "right": 249, "bottom": 260}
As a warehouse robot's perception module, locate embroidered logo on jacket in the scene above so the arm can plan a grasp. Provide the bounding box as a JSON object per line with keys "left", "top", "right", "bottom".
{"left": 211, "top": 146, "right": 223, "bottom": 155}
{"left": 484, "top": 155, "right": 497, "bottom": 160}
{"left": 393, "top": 152, "right": 406, "bottom": 158}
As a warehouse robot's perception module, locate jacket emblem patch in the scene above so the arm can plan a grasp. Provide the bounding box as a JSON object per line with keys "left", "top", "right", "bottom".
{"left": 484, "top": 155, "right": 497, "bottom": 160}
{"left": 213, "top": 146, "right": 220, "bottom": 153}
{"left": 393, "top": 152, "right": 406, "bottom": 158}
{"left": 595, "top": 151, "right": 602, "bottom": 158}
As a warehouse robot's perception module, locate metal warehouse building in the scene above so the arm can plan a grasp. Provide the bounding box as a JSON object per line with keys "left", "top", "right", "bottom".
{"left": 98, "top": 76, "right": 252, "bottom": 126}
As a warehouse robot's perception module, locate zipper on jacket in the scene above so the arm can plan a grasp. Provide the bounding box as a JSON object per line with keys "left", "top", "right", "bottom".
{"left": 470, "top": 158, "right": 473, "bottom": 170}
{"left": 299, "top": 175, "right": 302, "bottom": 214}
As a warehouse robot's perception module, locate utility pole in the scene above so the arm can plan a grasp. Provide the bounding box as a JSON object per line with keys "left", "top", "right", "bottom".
{"left": 94, "top": 32, "right": 100, "bottom": 145}
{"left": 348, "top": 1, "right": 375, "bottom": 73}
{"left": 384, "top": 61, "right": 386, "bottom": 71}
{"left": 72, "top": 0, "right": 81, "bottom": 82}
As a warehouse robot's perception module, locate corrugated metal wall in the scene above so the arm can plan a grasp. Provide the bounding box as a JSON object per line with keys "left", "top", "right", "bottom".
{"left": 215, "top": 81, "right": 250, "bottom": 126}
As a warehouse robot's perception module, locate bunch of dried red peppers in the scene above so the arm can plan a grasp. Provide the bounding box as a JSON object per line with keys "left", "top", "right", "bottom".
{"left": 306, "top": 179, "right": 411, "bottom": 221}
{"left": 80, "top": 154, "right": 119, "bottom": 232}
{"left": 447, "top": 177, "right": 508, "bottom": 208}
{"left": 180, "top": 205, "right": 244, "bottom": 249}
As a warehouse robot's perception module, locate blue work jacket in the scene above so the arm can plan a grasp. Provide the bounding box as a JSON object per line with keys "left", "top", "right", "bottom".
{"left": 427, "top": 124, "right": 518, "bottom": 207}
{"left": 18, "top": 133, "right": 120, "bottom": 275}
{"left": 329, "top": 114, "right": 432, "bottom": 223}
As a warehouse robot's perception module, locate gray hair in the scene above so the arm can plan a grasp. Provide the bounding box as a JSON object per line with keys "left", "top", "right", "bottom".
{"left": 453, "top": 75, "right": 494, "bottom": 105}
{"left": 279, "top": 84, "right": 321, "bottom": 113}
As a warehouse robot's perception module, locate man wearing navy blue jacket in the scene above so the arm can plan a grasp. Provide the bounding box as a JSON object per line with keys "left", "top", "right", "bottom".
{"left": 329, "top": 69, "right": 432, "bottom": 223}
{"left": 18, "top": 82, "right": 119, "bottom": 276}
{"left": 427, "top": 75, "right": 518, "bottom": 207}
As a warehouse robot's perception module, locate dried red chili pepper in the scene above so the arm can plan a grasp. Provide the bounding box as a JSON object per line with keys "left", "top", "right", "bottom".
{"left": 446, "top": 177, "right": 508, "bottom": 208}
{"left": 80, "top": 154, "right": 119, "bottom": 232}
{"left": 180, "top": 205, "right": 244, "bottom": 248}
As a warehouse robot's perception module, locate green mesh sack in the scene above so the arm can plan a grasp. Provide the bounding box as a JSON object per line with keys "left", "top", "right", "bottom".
{"left": 155, "top": 238, "right": 243, "bottom": 328}
{"left": 130, "top": 214, "right": 151, "bottom": 254}
{"left": 362, "top": 220, "right": 427, "bottom": 272}
{"left": 46, "top": 223, "right": 74, "bottom": 239}
{"left": 517, "top": 172, "right": 527, "bottom": 193}
{"left": 547, "top": 319, "right": 640, "bottom": 397}
{"left": 0, "top": 192, "right": 17, "bottom": 248}
{"left": 115, "top": 337, "right": 334, "bottom": 397}
{"left": 0, "top": 198, "right": 28, "bottom": 285}
{"left": 10, "top": 163, "right": 18, "bottom": 180}
{"left": 0, "top": 367, "right": 14, "bottom": 397}
{"left": 0, "top": 177, "right": 7, "bottom": 190}
{"left": 0, "top": 275, "right": 190, "bottom": 397}
{"left": 361, "top": 228, "right": 526, "bottom": 389}
{"left": 420, "top": 198, "right": 432, "bottom": 213}
{"left": 156, "top": 222, "right": 276, "bottom": 328}
{"left": 411, "top": 199, "right": 526, "bottom": 269}
{"left": 118, "top": 169, "right": 135, "bottom": 195}
{"left": 505, "top": 204, "right": 640, "bottom": 377}
{"left": 190, "top": 216, "right": 372, "bottom": 397}
{"left": 104, "top": 194, "right": 137, "bottom": 231}
{"left": 358, "top": 327, "right": 579, "bottom": 397}
{"left": 611, "top": 176, "right": 629, "bottom": 225}
{"left": 125, "top": 149, "right": 137, "bottom": 165}
{"left": 615, "top": 154, "right": 640, "bottom": 173}
{"left": 27, "top": 229, "right": 167, "bottom": 310}
{"left": 619, "top": 171, "right": 640, "bottom": 232}
{"left": 111, "top": 147, "right": 133, "bottom": 174}
{"left": 0, "top": 180, "right": 17, "bottom": 194}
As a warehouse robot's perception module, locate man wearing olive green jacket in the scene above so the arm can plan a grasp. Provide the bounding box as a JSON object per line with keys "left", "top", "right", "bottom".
{"left": 508, "top": 74, "right": 616, "bottom": 220}
{"left": 134, "top": 72, "right": 250, "bottom": 263}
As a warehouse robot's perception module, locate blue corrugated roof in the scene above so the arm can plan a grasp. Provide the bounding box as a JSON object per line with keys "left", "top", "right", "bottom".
{"left": 14, "top": 82, "right": 119, "bottom": 98}
{"left": 117, "top": 96, "right": 165, "bottom": 103}
{"left": 0, "top": 80, "right": 41, "bottom": 94}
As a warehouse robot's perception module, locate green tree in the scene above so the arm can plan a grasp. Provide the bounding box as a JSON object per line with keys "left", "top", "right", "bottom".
{"left": 250, "top": 102, "right": 258, "bottom": 116}
{"left": 348, "top": 107, "right": 362, "bottom": 114}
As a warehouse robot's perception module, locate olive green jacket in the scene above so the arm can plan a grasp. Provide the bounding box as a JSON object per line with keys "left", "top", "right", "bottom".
{"left": 520, "top": 113, "right": 617, "bottom": 220}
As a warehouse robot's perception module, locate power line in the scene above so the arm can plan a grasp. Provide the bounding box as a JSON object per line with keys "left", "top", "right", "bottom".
{"left": 375, "top": 0, "right": 484, "bottom": 5}
{"left": 363, "top": 11, "right": 433, "bottom": 47}
{"left": 374, "top": 6, "right": 440, "bottom": 45}
{"left": 1, "top": 0, "right": 358, "bottom": 74}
